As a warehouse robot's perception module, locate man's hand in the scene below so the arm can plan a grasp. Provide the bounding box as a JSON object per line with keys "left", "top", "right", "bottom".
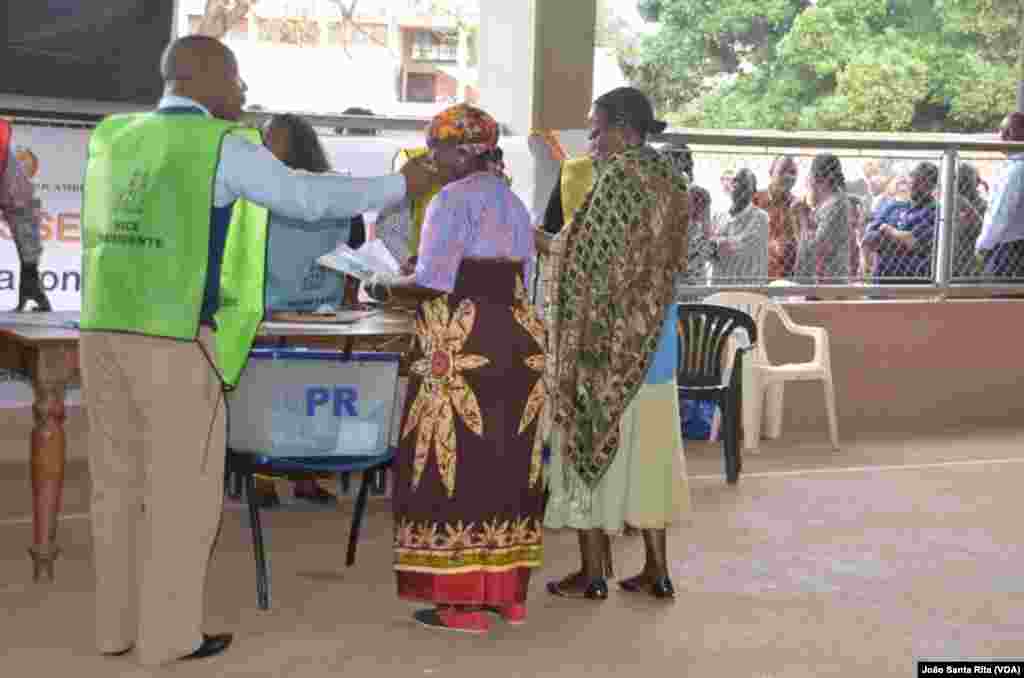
{"left": 400, "top": 157, "right": 437, "bottom": 200}
{"left": 400, "top": 256, "right": 418, "bottom": 276}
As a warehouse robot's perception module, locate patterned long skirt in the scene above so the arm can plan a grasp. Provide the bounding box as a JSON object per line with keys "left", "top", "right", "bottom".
{"left": 394, "top": 259, "right": 547, "bottom": 606}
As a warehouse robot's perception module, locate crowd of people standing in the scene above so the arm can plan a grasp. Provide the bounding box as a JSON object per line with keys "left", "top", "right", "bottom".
{"left": 683, "top": 121, "right": 1024, "bottom": 286}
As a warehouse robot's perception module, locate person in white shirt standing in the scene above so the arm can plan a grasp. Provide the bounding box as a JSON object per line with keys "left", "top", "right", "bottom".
{"left": 0, "top": 123, "right": 51, "bottom": 311}
{"left": 77, "top": 35, "right": 435, "bottom": 667}
{"left": 976, "top": 112, "right": 1024, "bottom": 279}
{"left": 710, "top": 167, "right": 769, "bottom": 282}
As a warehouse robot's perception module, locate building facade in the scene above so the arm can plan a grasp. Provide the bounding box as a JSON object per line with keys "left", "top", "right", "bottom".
{"left": 180, "top": 0, "right": 476, "bottom": 107}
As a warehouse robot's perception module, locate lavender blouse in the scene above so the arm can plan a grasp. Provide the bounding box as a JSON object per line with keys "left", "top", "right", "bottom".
{"left": 414, "top": 172, "right": 536, "bottom": 293}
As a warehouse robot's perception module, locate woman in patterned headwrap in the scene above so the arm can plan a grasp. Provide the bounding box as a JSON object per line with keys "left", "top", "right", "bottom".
{"left": 366, "top": 104, "right": 545, "bottom": 633}
{"left": 538, "top": 87, "right": 692, "bottom": 601}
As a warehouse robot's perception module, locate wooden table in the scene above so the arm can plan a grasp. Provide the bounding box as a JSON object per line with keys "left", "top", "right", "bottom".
{"left": 0, "top": 310, "right": 414, "bottom": 581}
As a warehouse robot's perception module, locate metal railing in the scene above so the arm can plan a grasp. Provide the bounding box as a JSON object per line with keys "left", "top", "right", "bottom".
{"left": 651, "top": 129, "right": 1024, "bottom": 300}
{"left": 6, "top": 108, "right": 1023, "bottom": 300}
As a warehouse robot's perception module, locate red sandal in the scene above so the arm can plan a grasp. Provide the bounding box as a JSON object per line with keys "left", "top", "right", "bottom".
{"left": 497, "top": 603, "right": 527, "bottom": 625}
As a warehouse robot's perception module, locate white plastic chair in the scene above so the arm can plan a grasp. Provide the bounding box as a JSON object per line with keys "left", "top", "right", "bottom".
{"left": 704, "top": 291, "right": 839, "bottom": 451}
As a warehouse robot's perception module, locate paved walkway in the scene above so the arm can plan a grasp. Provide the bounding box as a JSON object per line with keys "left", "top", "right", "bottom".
{"left": 1, "top": 407, "right": 1022, "bottom": 676}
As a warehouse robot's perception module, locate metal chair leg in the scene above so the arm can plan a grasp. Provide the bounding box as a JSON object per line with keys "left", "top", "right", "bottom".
{"left": 371, "top": 468, "right": 388, "bottom": 495}
{"left": 243, "top": 473, "right": 271, "bottom": 610}
{"left": 224, "top": 469, "right": 243, "bottom": 500}
{"left": 346, "top": 470, "right": 373, "bottom": 567}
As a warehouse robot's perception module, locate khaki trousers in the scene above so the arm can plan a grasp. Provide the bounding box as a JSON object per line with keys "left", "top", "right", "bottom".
{"left": 80, "top": 328, "right": 227, "bottom": 666}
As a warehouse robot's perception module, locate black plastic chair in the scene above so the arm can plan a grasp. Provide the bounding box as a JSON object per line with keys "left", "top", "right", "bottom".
{"left": 676, "top": 304, "right": 758, "bottom": 484}
{"left": 226, "top": 449, "right": 395, "bottom": 610}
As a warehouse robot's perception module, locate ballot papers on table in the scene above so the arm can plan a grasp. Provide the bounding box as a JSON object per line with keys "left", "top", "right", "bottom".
{"left": 228, "top": 349, "right": 401, "bottom": 458}
{"left": 317, "top": 239, "right": 401, "bottom": 284}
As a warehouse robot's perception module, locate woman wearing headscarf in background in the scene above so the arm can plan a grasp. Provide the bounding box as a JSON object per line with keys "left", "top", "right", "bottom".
{"left": 538, "top": 87, "right": 691, "bottom": 602}
{"left": 366, "top": 104, "right": 545, "bottom": 634}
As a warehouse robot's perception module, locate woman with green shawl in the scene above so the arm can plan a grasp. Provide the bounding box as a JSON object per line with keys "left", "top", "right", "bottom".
{"left": 538, "top": 87, "right": 692, "bottom": 601}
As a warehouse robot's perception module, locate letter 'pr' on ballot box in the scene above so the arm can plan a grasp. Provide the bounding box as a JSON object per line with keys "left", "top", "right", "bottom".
{"left": 227, "top": 349, "right": 402, "bottom": 458}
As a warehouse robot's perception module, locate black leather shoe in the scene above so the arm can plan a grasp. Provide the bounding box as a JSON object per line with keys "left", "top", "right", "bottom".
{"left": 618, "top": 574, "right": 675, "bottom": 600}
{"left": 15, "top": 263, "right": 51, "bottom": 312}
{"left": 179, "top": 633, "right": 232, "bottom": 661}
{"left": 102, "top": 645, "right": 133, "bottom": 657}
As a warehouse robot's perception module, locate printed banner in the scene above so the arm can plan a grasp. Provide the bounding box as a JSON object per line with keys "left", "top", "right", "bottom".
{"left": 0, "top": 122, "right": 88, "bottom": 407}
{"left": 0, "top": 123, "right": 88, "bottom": 311}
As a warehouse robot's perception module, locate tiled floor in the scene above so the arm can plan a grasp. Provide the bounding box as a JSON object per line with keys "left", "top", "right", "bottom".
{"left": 2, "top": 406, "right": 1023, "bottom": 676}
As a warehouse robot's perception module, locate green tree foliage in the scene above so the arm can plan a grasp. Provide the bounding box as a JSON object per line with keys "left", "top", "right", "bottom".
{"left": 596, "top": 0, "right": 635, "bottom": 50}
{"left": 629, "top": 0, "right": 1021, "bottom": 132}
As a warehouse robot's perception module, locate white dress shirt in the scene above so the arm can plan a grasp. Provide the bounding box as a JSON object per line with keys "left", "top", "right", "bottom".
{"left": 977, "top": 153, "right": 1024, "bottom": 252}
{"left": 158, "top": 95, "right": 407, "bottom": 218}
{"left": 711, "top": 203, "right": 770, "bottom": 281}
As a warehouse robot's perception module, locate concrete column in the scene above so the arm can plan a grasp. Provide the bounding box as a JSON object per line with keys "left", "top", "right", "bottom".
{"left": 478, "top": 0, "right": 596, "bottom": 134}
{"left": 477, "top": 0, "right": 597, "bottom": 221}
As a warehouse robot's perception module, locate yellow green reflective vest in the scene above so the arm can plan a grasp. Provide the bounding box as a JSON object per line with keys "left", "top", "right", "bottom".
{"left": 81, "top": 113, "right": 269, "bottom": 387}
{"left": 561, "top": 155, "right": 595, "bottom": 226}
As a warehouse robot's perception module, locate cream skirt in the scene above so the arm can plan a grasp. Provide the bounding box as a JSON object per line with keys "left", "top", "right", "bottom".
{"left": 543, "top": 379, "right": 691, "bottom": 534}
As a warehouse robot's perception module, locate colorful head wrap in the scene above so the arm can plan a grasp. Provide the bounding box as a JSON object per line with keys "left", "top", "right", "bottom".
{"left": 426, "top": 104, "right": 500, "bottom": 158}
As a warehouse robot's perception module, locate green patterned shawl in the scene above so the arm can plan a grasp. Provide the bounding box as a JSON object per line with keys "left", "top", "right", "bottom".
{"left": 550, "top": 145, "right": 689, "bottom": 490}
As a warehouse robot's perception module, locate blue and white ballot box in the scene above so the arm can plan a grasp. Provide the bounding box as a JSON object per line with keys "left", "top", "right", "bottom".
{"left": 227, "top": 349, "right": 402, "bottom": 458}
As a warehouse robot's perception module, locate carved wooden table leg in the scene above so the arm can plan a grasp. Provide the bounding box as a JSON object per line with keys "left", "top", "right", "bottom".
{"left": 28, "top": 344, "right": 75, "bottom": 582}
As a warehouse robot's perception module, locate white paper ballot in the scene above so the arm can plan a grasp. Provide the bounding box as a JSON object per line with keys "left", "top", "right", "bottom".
{"left": 318, "top": 239, "right": 401, "bottom": 284}
{"left": 374, "top": 199, "right": 415, "bottom": 263}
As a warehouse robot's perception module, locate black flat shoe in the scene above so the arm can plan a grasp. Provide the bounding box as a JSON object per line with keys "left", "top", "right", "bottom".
{"left": 618, "top": 574, "right": 675, "bottom": 600}
{"left": 650, "top": 576, "right": 675, "bottom": 599}
{"left": 102, "top": 645, "right": 133, "bottom": 657}
{"left": 15, "top": 264, "right": 51, "bottom": 312}
{"left": 179, "top": 633, "right": 232, "bottom": 661}
{"left": 546, "top": 577, "right": 608, "bottom": 600}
